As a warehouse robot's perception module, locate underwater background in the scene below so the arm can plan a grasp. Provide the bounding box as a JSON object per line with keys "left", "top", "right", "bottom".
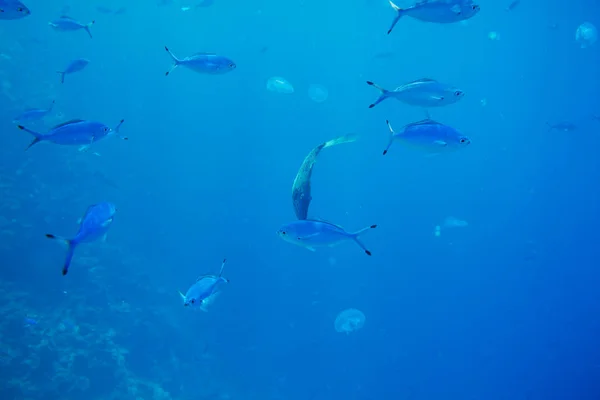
{"left": 1, "top": 0, "right": 600, "bottom": 399}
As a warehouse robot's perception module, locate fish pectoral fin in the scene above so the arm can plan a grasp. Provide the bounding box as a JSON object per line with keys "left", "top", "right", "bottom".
{"left": 305, "top": 246, "right": 317, "bottom": 252}
{"left": 101, "top": 234, "right": 108, "bottom": 242}
{"left": 78, "top": 145, "right": 91, "bottom": 152}
{"left": 433, "top": 140, "right": 447, "bottom": 147}
{"left": 432, "top": 96, "right": 444, "bottom": 101}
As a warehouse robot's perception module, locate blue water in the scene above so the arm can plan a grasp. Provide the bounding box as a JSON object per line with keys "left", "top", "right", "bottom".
{"left": 1, "top": 0, "right": 599, "bottom": 399}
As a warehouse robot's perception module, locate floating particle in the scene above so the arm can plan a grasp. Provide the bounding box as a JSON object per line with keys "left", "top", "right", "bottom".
{"left": 576, "top": 22, "right": 597, "bottom": 48}
{"left": 266, "top": 76, "right": 294, "bottom": 94}
{"left": 334, "top": 308, "right": 365, "bottom": 335}
{"left": 308, "top": 83, "right": 328, "bottom": 103}
{"left": 488, "top": 31, "right": 500, "bottom": 41}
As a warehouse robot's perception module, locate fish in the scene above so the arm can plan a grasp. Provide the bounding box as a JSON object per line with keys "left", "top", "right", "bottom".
{"left": 49, "top": 16, "right": 94, "bottom": 38}
{"left": 17, "top": 118, "right": 126, "bottom": 151}
{"left": 387, "top": 0, "right": 480, "bottom": 35}
{"left": 0, "top": 0, "right": 30, "bottom": 19}
{"left": 547, "top": 121, "right": 576, "bottom": 132}
{"left": 366, "top": 79, "right": 464, "bottom": 108}
{"left": 178, "top": 259, "right": 229, "bottom": 309}
{"left": 13, "top": 100, "right": 55, "bottom": 123}
{"left": 164, "top": 46, "right": 236, "bottom": 76}
{"left": 505, "top": 0, "right": 520, "bottom": 11}
{"left": 292, "top": 134, "right": 358, "bottom": 220}
{"left": 277, "top": 220, "right": 377, "bottom": 255}
{"left": 46, "top": 202, "right": 116, "bottom": 275}
{"left": 57, "top": 58, "right": 89, "bottom": 83}
{"left": 382, "top": 119, "right": 470, "bottom": 155}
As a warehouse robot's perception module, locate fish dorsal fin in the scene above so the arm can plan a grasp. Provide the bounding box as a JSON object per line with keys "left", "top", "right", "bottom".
{"left": 52, "top": 119, "right": 85, "bottom": 129}
{"left": 414, "top": 77, "right": 436, "bottom": 82}
{"left": 309, "top": 217, "right": 344, "bottom": 230}
{"left": 411, "top": 118, "right": 439, "bottom": 126}
{"left": 60, "top": 15, "right": 74, "bottom": 19}
{"left": 192, "top": 52, "right": 217, "bottom": 57}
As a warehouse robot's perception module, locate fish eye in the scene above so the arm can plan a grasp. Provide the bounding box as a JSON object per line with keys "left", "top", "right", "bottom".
{"left": 460, "top": 138, "right": 468, "bottom": 143}
{"left": 281, "top": 231, "right": 286, "bottom": 235}
{"left": 190, "top": 299, "right": 195, "bottom": 304}
{"left": 103, "top": 127, "right": 109, "bottom": 132}
{"left": 472, "top": 5, "right": 479, "bottom": 9}
{"left": 229, "top": 63, "right": 235, "bottom": 68}
{"left": 454, "top": 90, "right": 463, "bottom": 96}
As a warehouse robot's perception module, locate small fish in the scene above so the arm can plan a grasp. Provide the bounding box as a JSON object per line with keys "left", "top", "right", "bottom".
{"left": 277, "top": 220, "right": 377, "bottom": 255}
{"left": 17, "top": 118, "right": 125, "bottom": 151}
{"left": 164, "top": 46, "right": 236, "bottom": 76}
{"left": 13, "top": 100, "right": 55, "bottom": 123}
{"left": 57, "top": 58, "right": 89, "bottom": 83}
{"left": 23, "top": 317, "right": 38, "bottom": 326}
{"left": 383, "top": 119, "right": 470, "bottom": 155}
{"left": 366, "top": 79, "right": 464, "bottom": 108}
{"left": 178, "top": 259, "right": 229, "bottom": 309}
{"left": 505, "top": 0, "right": 520, "bottom": 11}
{"left": 49, "top": 16, "right": 94, "bottom": 38}
{"left": 547, "top": 121, "right": 576, "bottom": 132}
{"left": 0, "top": 0, "right": 30, "bottom": 19}
{"left": 46, "top": 202, "right": 116, "bottom": 275}
{"left": 292, "top": 134, "right": 357, "bottom": 220}
{"left": 387, "top": 0, "right": 480, "bottom": 35}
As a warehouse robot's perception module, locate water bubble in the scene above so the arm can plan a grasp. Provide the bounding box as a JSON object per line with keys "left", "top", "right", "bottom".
{"left": 267, "top": 76, "right": 294, "bottom": 94}
{"left": 576, "top": 22, "right": 597, "bottom": 48}
{"left": 334, "top": 308, "right": 365, "bottom": 335}
{"left": 308, "top": 83, "right": 328, "bottom": 103}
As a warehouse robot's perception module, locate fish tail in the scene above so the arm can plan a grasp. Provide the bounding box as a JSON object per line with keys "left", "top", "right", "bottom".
{"left": 17, "top": 125, "right": 43, "bottom": 151}
{"left": 387, "top": 0, "right": 403, "bottom": 34}
{"left": 383, "top": 119, "right": 395, "bottom": 155}
{"left": 45, "top": 234, "right": 77, "bottom": 276}
{"left": 350, "top": 225, "right": 377, "bottom": 256}
{"left": 366, "top": 81, "right": 390, "bottom": 108}
{"left": 57, "top": 71, "right": 65, "bottom": 84}
{"left": 164, "top": 46, "right": 180, "bottom": 76}
{"left": 85, "top": 21, "right": 94, "bottom": 38}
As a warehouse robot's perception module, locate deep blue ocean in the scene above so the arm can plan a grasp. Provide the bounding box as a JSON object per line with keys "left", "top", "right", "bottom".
{"left": 1, "top": 0, "right": 599, "bottom": 399}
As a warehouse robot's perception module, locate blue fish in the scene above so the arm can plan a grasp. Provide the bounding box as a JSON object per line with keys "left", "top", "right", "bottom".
{"left": 57, "top": 58, "right": 89, "bottom": 83}
{"left": 46, "top": 202, "right": 116, "bottom": 275}
{"left": 547, "top": 121, "right": 577, "bottom": 132}
{"left": 387, "top": 0, "right": 480, "bottom": 35}
{"left": 17, "top": 118, "right": 125, "bottom": 151}
{"left": 179, "top": 259, "right": 229, "bottom": 309}
{"left": 13, "top": 100, "right": 55, "bottom": 123}
{"left": 0, "top": 0, "right": 30, "bottom": 19}
{"left": 49, "top": 16, "right": 94, "bottom": 38}
{"left": 383, "top": 119, "right": 470, "bottom": 155}
{"left": 164, "top": 46, "right": 236, "bottom": 76}
{"left": 277, "top": 220, "right": 377, "bottom": 255}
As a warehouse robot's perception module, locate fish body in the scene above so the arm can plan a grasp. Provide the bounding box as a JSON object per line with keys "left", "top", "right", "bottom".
{"left": 57, "top": 58, "right": 89, "bottom": 83}
{"left": 13, "top": 100, "right": 55, "bottom": 123}
{"left": 505, "top": 0, "right": 520, "bottom": 11}
{"left": 383, "top": 119, "right": 470, "bottom": 155}
{"left": 292, "top": 134, "right": 357, "bottom": 220}
{"left": 387, "top": 0, "right": 480, "bottom": 34}
{"left": 46, "top": 202, "right": 116, "bottom": 275}
{"left": 277, "top": 220, "right": 376, "bottom": 255}
{"left": 0, "top": 0, "right": 30, "bottom": 19}
{"left": 179, "top": 259, "right": 229, "bottom": 309}
{"left": 17, "top": 118, "right": 125, "bottom": 150}
{"left": 49, "top": 16, "right": 94, "bottom": 38}
{"left": 164, "top": 46, "right": 236, "bottom": 76}
{"left": 366, "top": 79, "right": 464, "bottom": 108}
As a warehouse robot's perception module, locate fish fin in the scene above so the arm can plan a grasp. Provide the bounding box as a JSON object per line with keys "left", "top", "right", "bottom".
{"left": 297, "top": 233, "right": 319, "bottom": 240}
{"left": 101, "top": 234, "right": 108, "bottom": 242}
{"left": 350, "top": 225, "right": 377, "bottom": 256}
{"left": 78, "top": 145, "right": 91, "bottom": 152}
{"left": 322, "top": 133, "right": 358, "bottom": 149}
{"left": 57, "top": 71, "right": 66, "bottom": 84}
{"left": 177, "top": 290, "right": 186, "bottom": 303}
{"left": 366, "top": 81, "right": 390, "bottom": 108}
{"left": 84, "top": 21, "right": 94, "bottom": 38}
{"left": 305, "top": 246, "right": 317, "bottom": 252}
{"left": 433, "top": 140, "right": 447, "bottom": 147}
{"left": 217, "top": 258, "right": 227, "bottom": 278}
{"left": 46, "top": 234, "right": 76, "bottom": 275}
{"left": 164, "top": 46, "right": 180, "bottom": 76}
{"left": 387, "top": 0, "right": 403, "bottom": 34}
{"left": 17, "top": 125, "right": 43, "bottom": 151}
{"left": 424, "top": 109, "right": 431, "bottom": 119}
{"left": 383, "top": 120, "right": 395, "bottom": 155}
{"left": 113, "top": 119, "right": 127, "bottom": 140}
{"left": 432, "top": 96, "right": 444, "bottom": 101}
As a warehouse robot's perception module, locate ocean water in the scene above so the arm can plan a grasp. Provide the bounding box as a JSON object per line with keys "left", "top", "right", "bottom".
{"left": 1, "top": 0, "right": 599, "bottom": 399}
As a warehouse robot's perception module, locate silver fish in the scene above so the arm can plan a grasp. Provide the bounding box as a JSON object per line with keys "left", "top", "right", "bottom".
{"left": 49, "top": 16, "right": 94, "bottom": 38}
{"left": 178, "top": 259, "right": 229, "bottom": 310}
{"left": 366, "top": 79, "right": 464, "bottom": 108}
{"left": 383, "top": 119, "right": 470, "bottom": 155}
{"left": 0, "top": 0, "right": 30, "bottom": 19}
{"left": 13, "top": 100, "right": 55, "bottom": 123}
{"left": 387, "top": 0, "right": 480, "bottom": 35}
{"left": 277, "top": 220, "right": 377, "bottom": 255}
{"left": 292, "top": 134, "right": 357, "bottom": 220}
{"left": 57, "top": 58, "right": 89, "bottom": 83}
{"left": 164, "top": 46, "right": 236, "bottom": 76}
